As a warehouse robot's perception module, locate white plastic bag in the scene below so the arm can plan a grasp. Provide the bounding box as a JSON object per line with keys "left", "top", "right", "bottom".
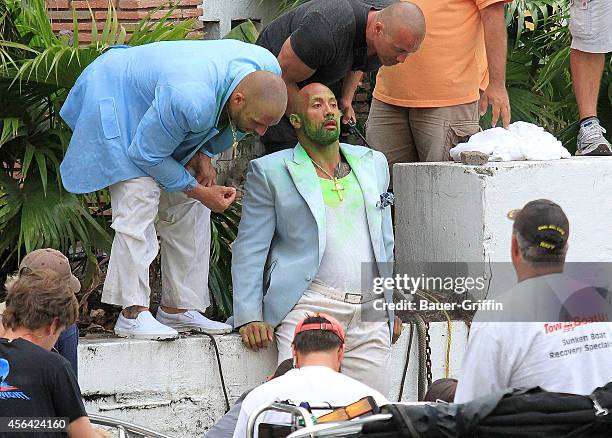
{"left": 450, "top": 121, "right": 570, "bottom": 162}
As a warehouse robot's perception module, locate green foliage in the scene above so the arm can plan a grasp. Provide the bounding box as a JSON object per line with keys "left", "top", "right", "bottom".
{"left": 222, "top": 20, "right": 259, "bottom": 44}
{"left": 209, "top": 202, "right": 241, "bottom": 320}
{"left": 0, "top": 0, "right": 195, "bottom": 289}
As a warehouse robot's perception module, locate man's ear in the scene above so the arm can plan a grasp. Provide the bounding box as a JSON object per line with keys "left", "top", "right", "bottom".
{"left": 292, "top": 349, "right": 299, "bottom": 368}
{"left": 511, "top": 233, "right": 520, "bottom": 260}
{"left": 49, "top": 318, "right": 64, "bottom": 337}
{"left": 289, "top": 114, "right": 302, "bottom": 129}
{"left": 232, "top": 91, "right": 245, "bottom": 107}
{"left": 374, "top": 20, "right": 384, "bottom": 36}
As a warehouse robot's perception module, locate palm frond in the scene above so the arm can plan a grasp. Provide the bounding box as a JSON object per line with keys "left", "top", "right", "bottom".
{"left": 0, "top": 117, "right": 21, "bottom": 147}
{"left": 506, "top": 0, "right": 567, "bottom": 46}
{"left": 128, "top": 6, "right": 196, "bottom": 46}
{"left": 223, "top": 20, "right": 259, "bottom": 43}
{"left": 209, "top": 202, "right": 241, "bottom": 320}
{"left": 0, "top": 174, "right": 111, "bottom": 267}
{"left": 1, "top": 1, "right": 20, "bottom": 43}
{"left": 0, "top": 78, "right": 58, "bottom": 117}
{"left": 12, "top": 44, "right": 99, "bottom": 88}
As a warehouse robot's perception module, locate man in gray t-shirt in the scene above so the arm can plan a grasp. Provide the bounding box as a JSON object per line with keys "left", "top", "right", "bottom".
{"left": 455, "top": 200, "right": 612, "bottom": 403}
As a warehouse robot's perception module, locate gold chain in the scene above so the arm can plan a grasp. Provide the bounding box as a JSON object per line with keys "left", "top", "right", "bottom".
{"left": 309, "top": 157, "right": 340, "bottom": 180}
{"left": 227, "top": 111, "right": 239, "bottom": 159}
{"left": 310, "top": 157, "right": 345, "bottom": 201}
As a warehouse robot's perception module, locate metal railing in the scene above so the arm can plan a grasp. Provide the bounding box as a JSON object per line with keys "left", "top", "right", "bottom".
{"left": 246, "top": 401, "right": 395, "bottom": 438}
{"left": 246, "top": 401, "right": 316, "bottom": 438}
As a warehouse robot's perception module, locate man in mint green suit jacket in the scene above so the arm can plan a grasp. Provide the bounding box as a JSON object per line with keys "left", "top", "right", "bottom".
{"left": 60, "top": 40, "right": 287, "bottom": 340}
{"left": 232, "top": 83, "right": 394, "bottom": 393}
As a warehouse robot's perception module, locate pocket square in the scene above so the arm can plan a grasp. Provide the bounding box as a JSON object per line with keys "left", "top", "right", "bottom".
{"left": 376, "top": 192, "right": 395, "bottom": 209}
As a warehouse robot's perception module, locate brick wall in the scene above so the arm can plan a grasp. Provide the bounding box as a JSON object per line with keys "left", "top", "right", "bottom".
{"left": 46, "top": 0, "right": 203, "bottom": 43}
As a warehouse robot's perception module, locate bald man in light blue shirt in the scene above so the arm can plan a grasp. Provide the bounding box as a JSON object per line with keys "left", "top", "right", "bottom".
{"left": 61, "top": 40, "right": 287, "bottom": 339}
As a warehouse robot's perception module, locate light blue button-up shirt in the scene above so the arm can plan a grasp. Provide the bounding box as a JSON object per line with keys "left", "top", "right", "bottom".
{"left": 60, "top": 40, "right": 281, "bottom": 193}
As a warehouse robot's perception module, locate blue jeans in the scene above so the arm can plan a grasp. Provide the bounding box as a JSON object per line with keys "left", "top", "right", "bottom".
{"left": 55, "top": 323, "right": 78, "bottom": 376}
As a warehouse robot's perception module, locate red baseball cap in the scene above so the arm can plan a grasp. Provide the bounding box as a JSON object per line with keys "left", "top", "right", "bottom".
{"left": 294, "top": 313, "right": 345, "bottom": 343}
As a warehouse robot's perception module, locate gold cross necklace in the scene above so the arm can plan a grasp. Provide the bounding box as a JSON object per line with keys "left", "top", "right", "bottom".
{"left": 227, "top": 110, "right": 239, "bottom": 159}
{"left": 310, "top": 157, "right": 345, "bottom": 201}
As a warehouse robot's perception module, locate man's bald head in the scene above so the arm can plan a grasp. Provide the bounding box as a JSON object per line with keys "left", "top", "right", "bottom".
{"left": 234, "top": 71, "right": 288, "bottom": 106}
{"left": 228, "top": 71, "right": 288, "bottom": 136}
{"left": 369, "top": 2, "right": 426, "bottom": 66}
{"left": 294, "top": 83, "right": 335, "bottom": 114}
{"left": 379, "top": 2, "right": 426, "bottom": 40}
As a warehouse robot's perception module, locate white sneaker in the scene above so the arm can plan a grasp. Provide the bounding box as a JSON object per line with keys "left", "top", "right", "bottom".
{"left": 576, "top": 120, "right": 612, "bottom": 156}
{"left": 114, "top": 311, "right": 179, "bottom": 340}
{"left": 156, "top": 308, "right": 233, "bottom": 334}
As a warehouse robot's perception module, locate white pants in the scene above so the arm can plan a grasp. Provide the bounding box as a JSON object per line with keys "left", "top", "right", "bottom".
{"left": 102, "top": 177, "right": 211, "bottom": 310}
{"left": 275, "top": 289, "right": 392, "bottom": 395}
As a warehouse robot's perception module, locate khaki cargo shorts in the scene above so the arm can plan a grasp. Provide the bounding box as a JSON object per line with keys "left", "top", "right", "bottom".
{"left": 570, "top": 0, "right": 612, "bottom": 53}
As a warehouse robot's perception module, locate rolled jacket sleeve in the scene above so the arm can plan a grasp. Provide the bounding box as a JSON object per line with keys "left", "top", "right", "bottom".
{"left": 127, "top": 84, "right": 215, "bottom": 192}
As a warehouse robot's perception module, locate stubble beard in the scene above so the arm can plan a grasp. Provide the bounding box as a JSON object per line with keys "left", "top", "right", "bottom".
{"left": 303, "top": 118, "right": 341, "bottom": 147}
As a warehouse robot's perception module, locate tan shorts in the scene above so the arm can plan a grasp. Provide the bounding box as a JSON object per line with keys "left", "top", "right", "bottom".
{"left": 365, "top": 98, "right": 480, "bottom": 187}
{"left": 570, "top": 0, "right": 612, "bottom": 53}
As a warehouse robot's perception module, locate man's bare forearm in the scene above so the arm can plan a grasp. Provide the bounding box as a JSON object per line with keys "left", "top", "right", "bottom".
{"left": 480, "top": 2, "right": 511, "bottom": 127}
{"left": 481, "top": 2, "right": 507, "bottom": 86}
{"left": 340, "top": 71, "right": 363, "bottom": 105}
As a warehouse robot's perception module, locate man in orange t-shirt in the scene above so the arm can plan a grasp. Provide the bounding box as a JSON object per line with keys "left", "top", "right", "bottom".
{"left": 366, "top": 0, "right": 511, "bottom": 184}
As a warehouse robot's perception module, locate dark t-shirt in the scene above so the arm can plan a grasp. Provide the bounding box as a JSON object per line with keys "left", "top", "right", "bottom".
{"left": 0, "top": 338, "right": 87, "bottom": 437}
{"left": 257, "top": 0, "right": 392, "bottom": 87}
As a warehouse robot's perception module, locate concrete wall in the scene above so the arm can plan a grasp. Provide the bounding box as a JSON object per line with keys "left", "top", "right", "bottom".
{"left": 394, "top": 157, "right": 612, "bottom": 297}
{"left": 200, "top": 0, "right": 277, "bottom": 39}
{"left": 79, "top": 322, "right": 468, "bottom": 437}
